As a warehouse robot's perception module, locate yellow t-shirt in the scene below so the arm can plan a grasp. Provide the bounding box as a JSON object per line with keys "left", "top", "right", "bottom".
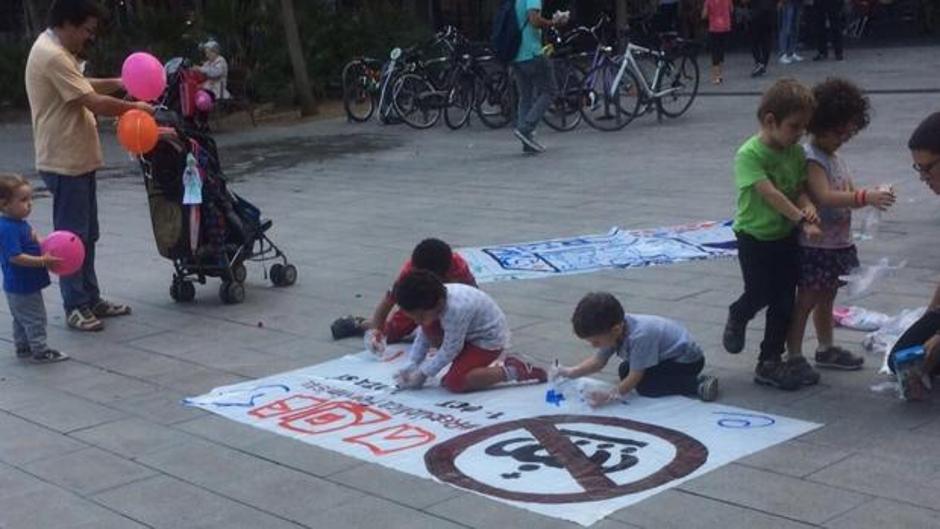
{"left": 25, "top": 31, "right": 103, "bottom": 176}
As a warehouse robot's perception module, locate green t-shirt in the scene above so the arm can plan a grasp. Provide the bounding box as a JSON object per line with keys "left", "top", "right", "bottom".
{"left": 732, "top": 135, "right": 806, "bottom": 241}
{"left": 514, "top": 0, "right": 543, "bottom": 63}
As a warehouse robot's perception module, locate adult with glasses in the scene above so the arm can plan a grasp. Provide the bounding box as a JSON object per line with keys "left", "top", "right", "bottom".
{"left": 886, "top": 112, "right": 940, "bottom": 400}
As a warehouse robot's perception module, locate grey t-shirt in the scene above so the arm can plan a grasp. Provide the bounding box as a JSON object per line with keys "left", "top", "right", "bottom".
{"left": 596, "top": 314, "right": 703, "bottom": 371}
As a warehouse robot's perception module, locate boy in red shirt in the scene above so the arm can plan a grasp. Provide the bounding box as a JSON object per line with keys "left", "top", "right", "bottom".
{"left": 331, "top": 238, "right": 477, "bottom": 352}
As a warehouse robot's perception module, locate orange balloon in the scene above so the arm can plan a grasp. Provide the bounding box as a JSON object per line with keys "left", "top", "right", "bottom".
{"left": 117, "top": 109, "right": 158, "bottom": 155}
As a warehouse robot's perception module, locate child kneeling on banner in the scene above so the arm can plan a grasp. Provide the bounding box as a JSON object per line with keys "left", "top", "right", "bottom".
{"left": 554, "top": 292, "right": 718, "bottom": 406}
{"left": 392, "top": 270, "right": 547, "bottom": 392}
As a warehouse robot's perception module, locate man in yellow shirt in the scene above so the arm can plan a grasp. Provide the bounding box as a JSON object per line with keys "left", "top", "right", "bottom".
{"left": 25, "top": 0, "right": 153, "bottom": 331}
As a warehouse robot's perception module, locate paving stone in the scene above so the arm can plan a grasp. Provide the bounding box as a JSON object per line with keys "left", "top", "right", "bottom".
{"left": 738, "top": 440, "right": 852, "bottom": 478}
{"left": 808, "top": 454, "right": 940, "bottom": 510}
{"left": 70, "top": 417, "right": 193, "bottom": 458}
{"left": 105, "top": 390, "right": 206, "bottom": 425}
{"left": 93, "top": 475, "right": 303, "bottom": 529}
{"left": 0, "top": 410, "right": 88, "bottom": 465}
{"left": 10, "top": 394, "right": 127, "bottom": 433}
{"left": 679, "top": 464, "right": 869, "bottom": 525}
{"left": 824, "top": 498, "right": 940, "bottom": 529}
{"left": 22, "top": 446, "right": 156, "bottom": 495}
{"left": 329, "top": 462, "right": 461, "bottom": 508}
{"left": 426, "top": 492, "right": 599, "bottom": 529}
{"left": 611, "top": 489, "right": 817, "bottom": 529}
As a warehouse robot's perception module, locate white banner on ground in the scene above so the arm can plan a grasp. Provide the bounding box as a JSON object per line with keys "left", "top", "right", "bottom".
{"left": 458, "top": 220, "right": 737, "bottom": 284}
{"left": 185, "top": 349, "right": 819, "bottom": 526}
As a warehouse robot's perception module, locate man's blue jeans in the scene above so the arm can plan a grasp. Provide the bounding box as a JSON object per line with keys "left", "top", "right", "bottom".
{"left": 40, "top": 171, "right": 100, "bottom": 313}
{"left": 778, "top": 1, "right": 802, "bottom": 57}
{"left": 513, "top": 56, "right": 555, "bottom": 135}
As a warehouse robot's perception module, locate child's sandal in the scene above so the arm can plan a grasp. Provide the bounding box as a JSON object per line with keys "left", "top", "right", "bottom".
{"left": 31, "top": 349, "right": 69, "bottom": 364}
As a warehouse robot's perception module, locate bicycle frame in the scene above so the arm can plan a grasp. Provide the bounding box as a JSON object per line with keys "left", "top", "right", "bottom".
{"left": 610, "top": 42, "right": 679, "bottom": 101}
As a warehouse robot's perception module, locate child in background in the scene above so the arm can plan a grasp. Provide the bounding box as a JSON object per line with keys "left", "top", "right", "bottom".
{"left": 392, "top": 270, "right": 546, "bottom": 392}
{"left": 0, "top": 174, "right": 66, "bottom": 363}
{"left": 330, "top": 238, "right": 476, "bottom": 353}
{"left": 554, "top": 292, "right": 718, "bottom": 406}
{"left": 786, "top": 78, "right": 895, "bottom": 378}
{"left": 723, "top": 79, "right": 822, "bottom": 391}
{"left": 702, "top": 0, "right": 732, "bottom": 84}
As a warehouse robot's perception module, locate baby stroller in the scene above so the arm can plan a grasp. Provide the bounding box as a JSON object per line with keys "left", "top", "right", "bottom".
{"left": 137, "top": 57, "right": 297, "bottom": 304}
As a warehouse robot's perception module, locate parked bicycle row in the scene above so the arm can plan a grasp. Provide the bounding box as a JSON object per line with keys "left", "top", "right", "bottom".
{"left": 340, "top": 18, "right": 703, "bottom": 134}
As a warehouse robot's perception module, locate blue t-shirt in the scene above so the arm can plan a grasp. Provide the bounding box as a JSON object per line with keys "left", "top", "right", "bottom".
{"left": 0, "top": 217, "right": 50, "bottom": 294}
{"left": 514, "top": 0, "right": 543, "bottom": 63}
{"left": 596, "top": 314, "right": 703, "bottom": 371}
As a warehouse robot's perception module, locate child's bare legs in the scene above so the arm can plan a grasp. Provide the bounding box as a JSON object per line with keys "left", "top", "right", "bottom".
{"left": 786, "top": 286, "right": 823, "bottom": 385}
{"left": 812, "top": 288, "right": 838, "bottom": 351}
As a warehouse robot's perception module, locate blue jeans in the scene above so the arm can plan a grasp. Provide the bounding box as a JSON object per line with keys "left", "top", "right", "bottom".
{"left": 513, "top": 56, "right": 555, "bottom": 135}
{"left": 40, "top": 171, "right": 100, "bottom": 313}
{"left": 778, "top": 1, "right": 802, "bottom": 56}
{"left": 6, "top": 291, "right": 47, "bottom": 353}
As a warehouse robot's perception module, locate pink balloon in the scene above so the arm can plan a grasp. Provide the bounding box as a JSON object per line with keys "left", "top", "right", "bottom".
{"left": 40, "top": 231, "right": 85, "bottom": 277}
{"left": 195, "top": 90, "right": 214, "bottom": 112}
{"left": 122, "top": 52, "right": 167, "bottom": 102}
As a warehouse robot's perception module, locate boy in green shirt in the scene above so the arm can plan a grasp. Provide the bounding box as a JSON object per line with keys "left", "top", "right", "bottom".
{"left": 724, "top": 79, "right": 822, "bottom": 390}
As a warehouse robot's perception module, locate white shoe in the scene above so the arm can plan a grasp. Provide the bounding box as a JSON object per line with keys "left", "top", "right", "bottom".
{"left": 791, "top": 53, "right": 804, "bottom": 62}
{"left": 779, "top": 54, "right": 793, "bottom": 65}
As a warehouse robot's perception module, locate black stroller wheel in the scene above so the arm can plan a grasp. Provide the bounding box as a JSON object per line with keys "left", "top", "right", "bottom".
{"left": 231, "top": 263, "right": 247, "bottom": 283}
{"left": 281, "top": 264, "right": 297, "bottom": 286}
{"left": 220, "top": 281, "right": 245, "bottom": 304}
{"left": 170, "top": 279, "right": 196, "bottom": 302}
{"left": 269, "top": 264, "right": 284, "bottom": 286}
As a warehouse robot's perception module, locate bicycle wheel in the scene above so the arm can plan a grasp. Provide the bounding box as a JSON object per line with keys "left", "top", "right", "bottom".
{"left": 656, "top": 54, "right": 700, "bottom": 118}
{"left": 444, "top": 75, "right": 475, "bottom": 130}
{"left": 476, "top": 68, "right": 515, "bottom": 129}
{"left": 342, "top": 60, "right": 376, "bottom": 122}
{"left": 392, "top": 73, "right": 442, "bottom": 129}
{"left": 543, "top": 64, "right": 584, "bottom": 132}
{"left": 581, "top": 63, "right": 641, "bottom": 132}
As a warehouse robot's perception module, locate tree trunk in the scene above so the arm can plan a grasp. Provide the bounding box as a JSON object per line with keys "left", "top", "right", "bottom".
{"left": 279, "top": 0, "right": 318, "bottom": 116}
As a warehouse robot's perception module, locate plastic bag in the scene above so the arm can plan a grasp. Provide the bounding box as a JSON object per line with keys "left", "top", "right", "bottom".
{"left": 839, "top": 257, "right": 906, "bottom": 298}
{"left": 832, "top": 305, "right": 890, "bottom": 331}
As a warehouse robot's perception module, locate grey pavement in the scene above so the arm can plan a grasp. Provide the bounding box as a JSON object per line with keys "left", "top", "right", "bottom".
{"left": 2, "top": 45, "right": 940, "bottom": 528}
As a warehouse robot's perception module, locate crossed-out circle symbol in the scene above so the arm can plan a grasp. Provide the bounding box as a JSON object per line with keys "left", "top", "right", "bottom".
{"left": 425, "top": 414, "right": 708, "bottom": 503}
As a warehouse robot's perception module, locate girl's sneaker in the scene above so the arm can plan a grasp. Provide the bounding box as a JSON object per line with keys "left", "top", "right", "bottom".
{"left": 815, "top": 346, "right": 864, "bottom": 370}
{"left": 787, "top": 356, "right": 821, "bottom": 385}
{"left": 697, "top": 375, "right": 719, "bottom": 401}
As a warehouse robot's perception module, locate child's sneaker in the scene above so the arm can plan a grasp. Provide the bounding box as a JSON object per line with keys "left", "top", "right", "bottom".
{"left": 67, "top": 307, "right": 104, "bottom": 332}
{"left": 815, "top": 346, "right": 864, "bottom": 370}
{"left": 722, "top": 313, "right": 746, "bottom": 354}
{"left": 504, "top": 356, "right": 548, "bottom": 383}
{"left": 787, "top": 356, "right": 821, "bottom": 385}
{"left": 754, "top": 361, "right": 801, "bottom": 390}
{"left": 697, "top": 375, "right": 719, "bottom": 402}
{"left": 30, "top": 349, "right": 69, "bottom": 364}
{"left": 330, "top": 315, "right": 367, "bottom": 340}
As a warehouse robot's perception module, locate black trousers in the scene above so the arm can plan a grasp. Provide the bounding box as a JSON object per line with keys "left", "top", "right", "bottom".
{"left": 729, "top": 230, "right": 800, "bottom": 362}
{"left": 750, "top": 9, "right": 776, "bottom": 66}
{"left": 888, "top": 310, "right": 940, "bottom": 375}
{"left": 710, "top": 31, "right": 729, "bottom": 66}
{"left": 814, "top": 0, "right": 844, "bottom": 57}
{"left": 618, "top": 357, "right": 704, "bottom": 397}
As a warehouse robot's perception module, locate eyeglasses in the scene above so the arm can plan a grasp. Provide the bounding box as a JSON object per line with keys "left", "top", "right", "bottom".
{"left": 914, "top": 158, "right": 940, "bottom": 180}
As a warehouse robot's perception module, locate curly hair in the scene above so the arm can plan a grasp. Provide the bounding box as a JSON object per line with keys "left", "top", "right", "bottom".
{"left": 392, "top": 270, "right": 446, "bottom": 312}
{"left": 808, "top": 78, "right": 871, "bottom": 136}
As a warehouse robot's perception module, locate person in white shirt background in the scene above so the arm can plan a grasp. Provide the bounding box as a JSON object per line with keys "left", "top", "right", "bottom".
{"left": 198, "top": 39, "right": 230, "bottom": 100}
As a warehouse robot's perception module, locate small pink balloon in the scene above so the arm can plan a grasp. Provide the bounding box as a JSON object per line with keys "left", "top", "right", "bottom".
{"left": 40, "top": 231, "right": 85, "bottom": 277}
{"left": 195, "top": 90, "right": 214, "bottom": 112}
{"left": 122, "top": 52, "right": 167, "bottom": 102}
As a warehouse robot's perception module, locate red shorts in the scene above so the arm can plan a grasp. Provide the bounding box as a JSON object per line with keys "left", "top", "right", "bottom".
{"left": 419, "top": 321, "right": 501, "bottom": 393}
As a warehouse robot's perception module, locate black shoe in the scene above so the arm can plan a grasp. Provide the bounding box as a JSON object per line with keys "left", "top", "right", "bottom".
{"left": 787, "top": 356, "right": 821, "bottom": 386}
{"left": 722, "top": 314, "right": 746, "bottom": 354}
{"left": 754, "top": 361, "right": 802, "bottom": 391}
{"left": 513, "top": 128, "right": 545, "bottom": 153}
{"left": 812, "top": 53, "right": 827, "bottom": 61}
{"left": 750, "top": 64, "right": 766, "bottom": 78}
{"left": 330, "top": 315, "right": 367, "bottom": 340}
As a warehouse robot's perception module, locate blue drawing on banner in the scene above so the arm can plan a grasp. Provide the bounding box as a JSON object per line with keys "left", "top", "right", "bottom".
{"left": 478, "top": 221, "right": 736, "bottom": 275}
{"left": 545, "top": 389, "right": 565, "bottom": 406}
{"left": 713, "top": 412, "right": 776, "bottom": 429}
{"left": 184, "top": 384, "right": 290, "bottom": 408}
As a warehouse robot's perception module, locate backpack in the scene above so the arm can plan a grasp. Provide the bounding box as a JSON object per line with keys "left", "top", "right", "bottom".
{"left": 491, "top": 0, "right": 529, "bottom": 63}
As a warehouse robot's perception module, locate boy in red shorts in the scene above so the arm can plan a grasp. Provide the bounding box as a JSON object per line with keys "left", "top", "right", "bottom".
{"left": 391, "top": 270, "right": 546, "bottom": 393}
{"left": 331, "top": 238, "right": 476, "bottom": 352}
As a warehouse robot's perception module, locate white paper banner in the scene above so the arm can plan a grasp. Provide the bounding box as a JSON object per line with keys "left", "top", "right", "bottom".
{"left": 185, "top": 348, "right": 819, "bottom": 526}
{"left": 459, "top": 220, "right": 737, "bottom": 283}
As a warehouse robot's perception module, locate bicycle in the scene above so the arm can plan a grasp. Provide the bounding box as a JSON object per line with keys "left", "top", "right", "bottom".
{"left": 585, "top": 30, "right": 701, "bottom": 132}
{"left": 341, "top": 47, "right": 409, "bottom": 124}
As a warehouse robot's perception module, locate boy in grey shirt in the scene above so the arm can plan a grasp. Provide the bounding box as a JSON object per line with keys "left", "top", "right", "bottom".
{"left": 555, "top": 292, "right": 718, "bottom": 406}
